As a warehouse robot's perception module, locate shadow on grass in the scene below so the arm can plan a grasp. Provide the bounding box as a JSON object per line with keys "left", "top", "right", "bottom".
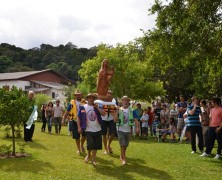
{"left": 130, "top": 137, "right": 181, "bottom": 146}
{"left": 94, "top": 155, "right": 172, "bottom": 180}
{"left": 0, "top": 156, "right": 54, "bottom": 173}
{"left": 1, "top": 137, "right": 49, "bottom": 150}
{"left": 24, "top": 140, "right": 49, "bottom": 150}
{"left": 201, "top": 156, "right": 222, "bottom": 165}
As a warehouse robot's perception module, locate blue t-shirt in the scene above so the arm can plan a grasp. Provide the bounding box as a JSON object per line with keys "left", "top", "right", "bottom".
{"left": 66, "top": 103, "right": 72, "bottom": 111}
{"left": 187, "top": 105, "right": 201, "bottom": 126}
{"left": 177, "top": 102, "right": 187, "bottom": 118}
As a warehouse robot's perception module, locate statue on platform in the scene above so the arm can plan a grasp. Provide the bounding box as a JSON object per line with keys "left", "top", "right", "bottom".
{"left": 96, "top": 59, "right": 114, "bottom": 102}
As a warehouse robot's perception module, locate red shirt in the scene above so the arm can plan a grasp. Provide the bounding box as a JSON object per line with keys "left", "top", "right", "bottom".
{"left": 210, "top": 107, "right": 222, "bottom": 127}
{"left": 147, "top": 111, "right": 154, "bottom": 125}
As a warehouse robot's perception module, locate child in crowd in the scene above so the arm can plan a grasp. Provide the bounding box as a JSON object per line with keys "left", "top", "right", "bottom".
{"left": 158, "top": 121, "right": 168, "bottom": 141}
{"left": 140, "top": 109, "right": 149, "bottom": 139}
{"left": 162, "top": 117, "right": 177, "bottom": 143}
{"left": 153, "top": 116, "right": 160, "bottom": 137}
{"left": 170, "top": 104, "right": 178, "bottom": 125}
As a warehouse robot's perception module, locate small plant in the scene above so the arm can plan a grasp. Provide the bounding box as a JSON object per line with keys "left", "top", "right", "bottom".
{"left": 4, "top": 126, "right": 11, "bottom": 138}
{"left": 0, "top": 144, "right": 12, "bottom": 155}
{"left": 17, "top": 143, "right": 27, "bottom": 154}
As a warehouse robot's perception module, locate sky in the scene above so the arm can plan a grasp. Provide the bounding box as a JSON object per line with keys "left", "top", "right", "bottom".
{"left": 0, "top": 0, "right": 157, "bottom": 49}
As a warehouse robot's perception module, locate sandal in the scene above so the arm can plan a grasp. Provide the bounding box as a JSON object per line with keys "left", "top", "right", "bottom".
{"left": 81, "top": 147, "right": 85, "bottom": 153}
{"left": 92, "top": 161, "right": 97, "bottom": 166}
{"left": 121, "top": 160, "right": 126, "bottom": 165}
{"left": 107, "top": 146, "right": 113, "bottom": 154}
{"left": 76, "top": 150, "right": 80, "bottom": 155}
{"left": 84, "top": 155, "right": 89, "bottom": 163}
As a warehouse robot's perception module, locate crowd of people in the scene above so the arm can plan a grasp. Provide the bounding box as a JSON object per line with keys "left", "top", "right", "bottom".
{"left": 22, "top": 59, "right": 222, "bottom": 166}
{"left": 30, "top": 92, "right": 222, "bottom": 166}
{"left": 147, "top": 95, "right": 222, "bottom": 160}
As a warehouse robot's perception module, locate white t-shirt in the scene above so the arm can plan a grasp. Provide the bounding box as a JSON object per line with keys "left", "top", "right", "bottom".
{"left": 84, "top": 104, "right": 101, "bottom": 132}
{"left": 102, "top": 114, "right": 114, "bottom": 121}
{"left": 117, "top": 107, "right": 131, "bottom": 133}
{"left": 75, "top": 100, "right": 81, "bottom": 112}
{"left": 140, "top": 114, "right": 149, "bottom": 127}
{"left": 53, "top": 105, "right": 63, "bottom": 117}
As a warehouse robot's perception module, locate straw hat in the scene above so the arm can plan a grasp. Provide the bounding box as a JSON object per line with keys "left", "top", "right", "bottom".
{"left": 86, "top": 93, "right": 97, "bottom": 99}
{"left": 74, "top": 89, "right": 82, "bottom": 95}
{"left": 121, "top": 95, "right": 130, "bottom": 101}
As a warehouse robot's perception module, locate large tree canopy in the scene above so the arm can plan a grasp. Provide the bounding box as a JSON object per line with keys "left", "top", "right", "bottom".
{"left": 78, "top": 44, "right": 165, "bottom": 101}
{"left": 140, "top": 0, "right": 222, "bottom": 100}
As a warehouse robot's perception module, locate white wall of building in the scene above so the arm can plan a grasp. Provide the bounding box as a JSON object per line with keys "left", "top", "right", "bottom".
{"left": 44, "top": 88, "right": 66, "bottom": 106}
{"left": 0, "top": 80, "right": 30, "bottom": 90}
{"left": 0, "top": 80, "right": 67, "bottom": 106}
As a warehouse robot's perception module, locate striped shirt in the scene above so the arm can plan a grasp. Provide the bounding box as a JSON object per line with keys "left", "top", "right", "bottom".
{"left": 187, "top": 105, "right": 201, "bottom": 126}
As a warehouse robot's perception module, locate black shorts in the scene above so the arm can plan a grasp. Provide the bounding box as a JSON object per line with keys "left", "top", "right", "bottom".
{"left": 68, "top": 120, "right": 73, "bottom": 131}
{"left": 86, "top": 131, "right": 102, "bottom": 150}
{"left": 72, "top": 120, "right": 85, "bottom": 139}
{"left": 101, "top": 120, "right": 116, "bottom": 135}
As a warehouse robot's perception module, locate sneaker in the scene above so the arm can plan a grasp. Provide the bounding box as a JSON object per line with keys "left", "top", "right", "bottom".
{"left": 214, "top": 154, "right": 221, "bottom": 159}
{"left": 191, "top": 151, "right": 196, "bottom": 154}
{"left": 200, "top": 152, "right": 210, "bottom": 157}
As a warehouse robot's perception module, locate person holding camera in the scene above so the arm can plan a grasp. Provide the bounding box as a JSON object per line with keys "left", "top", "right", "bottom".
{"left": 41, "top": 104, "right": 47, "bottom": 132}
{"left": 187, "top": 96, "right": 203, "bottom": 154}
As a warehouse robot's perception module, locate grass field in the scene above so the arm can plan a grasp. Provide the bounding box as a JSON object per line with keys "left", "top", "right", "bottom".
{"left": 0, "top": 122, "right": 221, "bottom": 180}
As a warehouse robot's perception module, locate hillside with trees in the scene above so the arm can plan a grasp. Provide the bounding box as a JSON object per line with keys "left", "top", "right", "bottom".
{"left": 0, "top": 42, "right": 97, "bottom": 81}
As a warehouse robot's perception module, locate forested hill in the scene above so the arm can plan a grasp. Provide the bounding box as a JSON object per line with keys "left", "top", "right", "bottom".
{"left": 0, "top": 42, "right": 98, "bottom": 81}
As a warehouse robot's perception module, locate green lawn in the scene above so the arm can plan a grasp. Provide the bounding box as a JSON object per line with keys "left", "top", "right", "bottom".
{"left": 0, "top": 122, "right": 221, "bottom": 180}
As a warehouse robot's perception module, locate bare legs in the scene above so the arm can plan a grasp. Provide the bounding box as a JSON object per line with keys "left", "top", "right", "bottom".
{"left": 103, "top": 134, "right": 114, "bottom": 154}
{"left": 120, "top": 146, "right": 127, "bottom": 165}
{"left": 85, "top": 150, "right": 97, "bottom": 166}
{"left": 76, "top": 136, "right": 86, "bottom": 154}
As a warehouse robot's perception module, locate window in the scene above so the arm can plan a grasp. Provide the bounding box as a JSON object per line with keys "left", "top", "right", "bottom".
{"left": 52, "top": 92, "right": 55, "bottom": 98}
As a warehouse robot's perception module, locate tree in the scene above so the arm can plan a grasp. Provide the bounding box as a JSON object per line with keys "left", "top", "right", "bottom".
{"left": 142, "top": 0, "right": 222, "bottom": 100}
{"left": 0, "top": 56, "right": 12, "bottom": 73}
{"left": 78, "top": 43, "right": 165, "bottom": 101}
{"left": 0, "top": 86, "right": 32, "bottom": 156}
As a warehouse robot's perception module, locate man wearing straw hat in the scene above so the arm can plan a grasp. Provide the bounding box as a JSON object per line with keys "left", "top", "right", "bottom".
{"left": 77, "top": 93, "right": 106, "bottom": 166}
{"left": 63, "top": 90, "right": 86, "bottom": 154}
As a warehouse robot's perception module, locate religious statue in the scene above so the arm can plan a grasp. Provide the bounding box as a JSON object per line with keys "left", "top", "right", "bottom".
{"left": 96, "top": 59, "right": 114, "bottom": 102}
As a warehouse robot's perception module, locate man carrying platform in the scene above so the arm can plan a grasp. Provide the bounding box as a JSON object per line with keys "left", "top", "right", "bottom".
{"left": 63, "top": 90, "right": 86, "bottom": 154}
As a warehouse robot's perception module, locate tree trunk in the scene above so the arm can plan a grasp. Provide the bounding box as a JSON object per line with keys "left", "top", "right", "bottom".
{"left": 11, "top": 123, "right": 16, "bottom": 156}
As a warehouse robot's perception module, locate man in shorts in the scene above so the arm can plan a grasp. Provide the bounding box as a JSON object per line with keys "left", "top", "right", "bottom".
{"left": 77, "top": 93, "right": 106, "bottom": 166}
{"left": 101, "top": 90, "right": 117, "bottom": 154}
{"left": 63, "top": 90, "right": 86, "bottom": 154}
{"left": 116, "top": 96, "right": 139, "bottom": 165}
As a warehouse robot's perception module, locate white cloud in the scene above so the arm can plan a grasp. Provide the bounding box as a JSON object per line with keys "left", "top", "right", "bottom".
{"left": 0, "top": 0, "right": 156, "bottom": 49}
